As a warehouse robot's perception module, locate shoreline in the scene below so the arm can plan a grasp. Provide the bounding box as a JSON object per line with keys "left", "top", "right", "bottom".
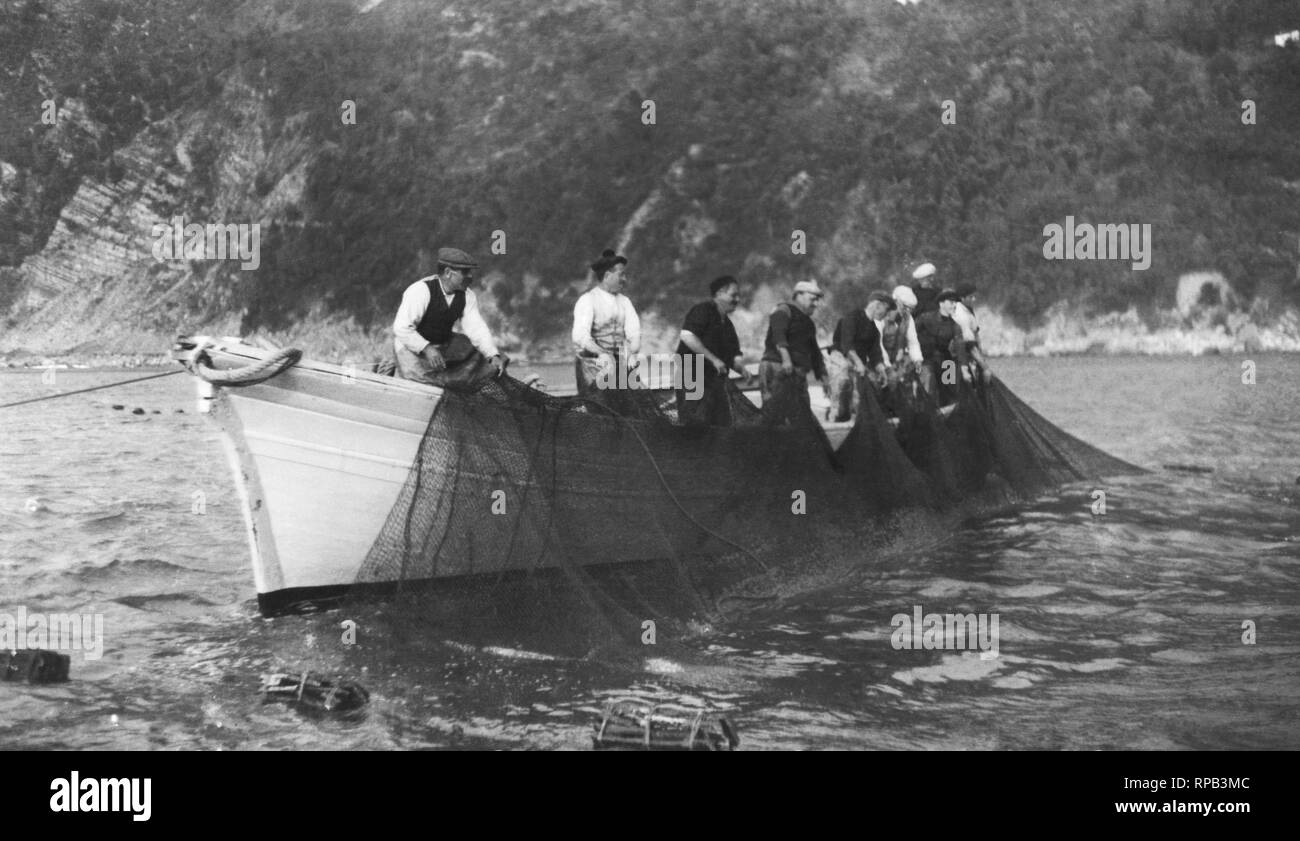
{"left": 2, "top": 345, "right": 1297, "bottom": 372}
{"left": 3, "top": 305, "right": 1298, "bottom": 370}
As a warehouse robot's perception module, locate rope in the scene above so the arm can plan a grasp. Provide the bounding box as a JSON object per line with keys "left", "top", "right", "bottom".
{"left": 186, "top": 343, "right": 302, "bottom": 387}
{"left": 1, "top": 340, "right": 302, "bottom": 410}
{"left": 0, "top": 369, "right": 185, "bottom": 410}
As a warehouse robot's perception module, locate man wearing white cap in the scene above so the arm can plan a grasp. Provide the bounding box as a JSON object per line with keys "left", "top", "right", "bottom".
{"left": 911, "top": 262, "right": 939, "bottom": 316}
{"left": 760, "top": 279, "right": 828, "bottom": 425}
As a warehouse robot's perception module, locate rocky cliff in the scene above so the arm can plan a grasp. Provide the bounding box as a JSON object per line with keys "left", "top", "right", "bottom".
{"left": 2, "top": 0, "right": 1299, "bottom": 364}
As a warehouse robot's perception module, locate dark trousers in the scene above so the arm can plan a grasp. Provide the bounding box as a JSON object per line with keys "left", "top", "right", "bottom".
{"left": 394, "top": 334, "right": 493, "bottom": 388}
{"left": 676, "top": 375, "right": 731, "bottom": 427}
{"left": 759, "top": 361, "right": 813, "bottom": 426}
{"left": 925, "top": 358, "right": 959, "bottom": 407}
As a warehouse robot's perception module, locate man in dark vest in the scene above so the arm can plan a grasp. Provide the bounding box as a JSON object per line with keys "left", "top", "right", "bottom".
{"left": 760, "top": 279, "right": 828, "bottom": 426}
{"left": 393, "top": 247, "right": 506, "bottom": 386}
{"left": 676, "top": 275, "right": 745, "bottom": 427}
{"left": 882, "top": 284, "right": 927, "bottom": 401}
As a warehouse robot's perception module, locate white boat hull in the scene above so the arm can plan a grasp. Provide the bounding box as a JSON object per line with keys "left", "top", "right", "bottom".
{"left": 185, "top": 340, "right": 852, "bottom": 613}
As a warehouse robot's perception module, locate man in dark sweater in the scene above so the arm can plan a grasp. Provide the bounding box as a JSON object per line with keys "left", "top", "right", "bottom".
{"left": 760, "top": 280, "right": 828, "bottom": 426}
{"left": 676, "top": 275, "right": 745, "bottom": 427}
{"left": 914, "top": 288, "right": 966, "bottom": 405}
{"left": 828, "top": 290, "right": 895, "bottom": 421}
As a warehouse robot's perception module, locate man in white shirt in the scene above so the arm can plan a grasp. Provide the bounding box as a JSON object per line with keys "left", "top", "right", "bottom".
{"left": 951, "top": 283, "right": 991, "bottom": 384}
{"left": 951, "top": 283, "right": 980, "bottom": 343}
{"left": 572, "top": 249, "right": 641, "bottom": 397}
{"left": 392, "top": 247, "right": 506, "bottom": 386}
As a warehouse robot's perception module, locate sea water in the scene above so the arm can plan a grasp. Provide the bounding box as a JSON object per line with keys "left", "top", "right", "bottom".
{"left": 0, "top": 355, "right": 1297, "bottom": 749}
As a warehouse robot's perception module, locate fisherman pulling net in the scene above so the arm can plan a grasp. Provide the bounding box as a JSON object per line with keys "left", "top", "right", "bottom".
{"left": 353, "top": 364, "right": 1140, "bottom": 651}
{"left": 354, "top": 247, "right": 1141, "bottom": 651}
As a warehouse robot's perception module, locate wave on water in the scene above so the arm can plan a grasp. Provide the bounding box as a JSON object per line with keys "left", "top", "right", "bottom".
{"left": 74, "top": 509, "right": 127, "bottom": 528}
{"left": 68, "top": 557, "right": 215, "bottom": 580}
{"left": 113, "top": 593, "right": 222, "bottom": 609}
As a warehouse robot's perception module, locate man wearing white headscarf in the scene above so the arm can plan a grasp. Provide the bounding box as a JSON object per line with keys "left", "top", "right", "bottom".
{"left": 885, "top": 285, "right": 924, "bottom": 367}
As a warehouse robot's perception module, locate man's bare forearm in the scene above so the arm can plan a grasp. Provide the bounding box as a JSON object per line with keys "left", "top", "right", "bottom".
{"left": 680, "top": 331, "right": 721, "bottom": 366}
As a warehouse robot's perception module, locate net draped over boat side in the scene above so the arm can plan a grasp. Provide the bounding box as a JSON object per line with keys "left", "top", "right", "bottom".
{"left": 358, "top": 377, "right": 841, "bottom": 587}
{"left": 355, "top": 372, "right": 1142, "bottom": 639}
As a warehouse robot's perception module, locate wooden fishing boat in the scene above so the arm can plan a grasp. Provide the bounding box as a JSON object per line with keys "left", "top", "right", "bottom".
{"left": 174, "top": 337, "right": 855, "bottom": 614}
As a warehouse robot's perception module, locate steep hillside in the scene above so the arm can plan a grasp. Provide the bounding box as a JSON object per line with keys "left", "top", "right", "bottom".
{"left": 1, "top": 0, "right": 1298, "bottom": 361}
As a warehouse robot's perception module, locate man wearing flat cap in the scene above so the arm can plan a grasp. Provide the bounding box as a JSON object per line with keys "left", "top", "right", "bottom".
{"left": 760, "top": 279, "right": 828, "bottom": 426}
{"left": 393, "top": 247, "right": 506, "bottom": 386}
{"left": 573, "top": 248, "right": 641, "bottom": 398}
{"left": 914, "top": 288, "right": 967, "bottom": 405}
{"left": 828, "top": 290, "right": 895, "bottom": 421}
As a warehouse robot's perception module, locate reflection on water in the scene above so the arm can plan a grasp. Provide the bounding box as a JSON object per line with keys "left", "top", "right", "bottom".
{"left": 1, "top": 355, "right": 1297, "bottom": 749}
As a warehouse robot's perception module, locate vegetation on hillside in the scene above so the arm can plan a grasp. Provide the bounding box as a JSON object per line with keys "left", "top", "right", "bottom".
{"left": 2, "top": 0, "right": 1298, "bottom": 343}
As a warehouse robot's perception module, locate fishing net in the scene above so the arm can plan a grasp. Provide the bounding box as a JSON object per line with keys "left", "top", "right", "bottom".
{"left": 352, "top": 369, "right": 1142, "bottom": 650}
